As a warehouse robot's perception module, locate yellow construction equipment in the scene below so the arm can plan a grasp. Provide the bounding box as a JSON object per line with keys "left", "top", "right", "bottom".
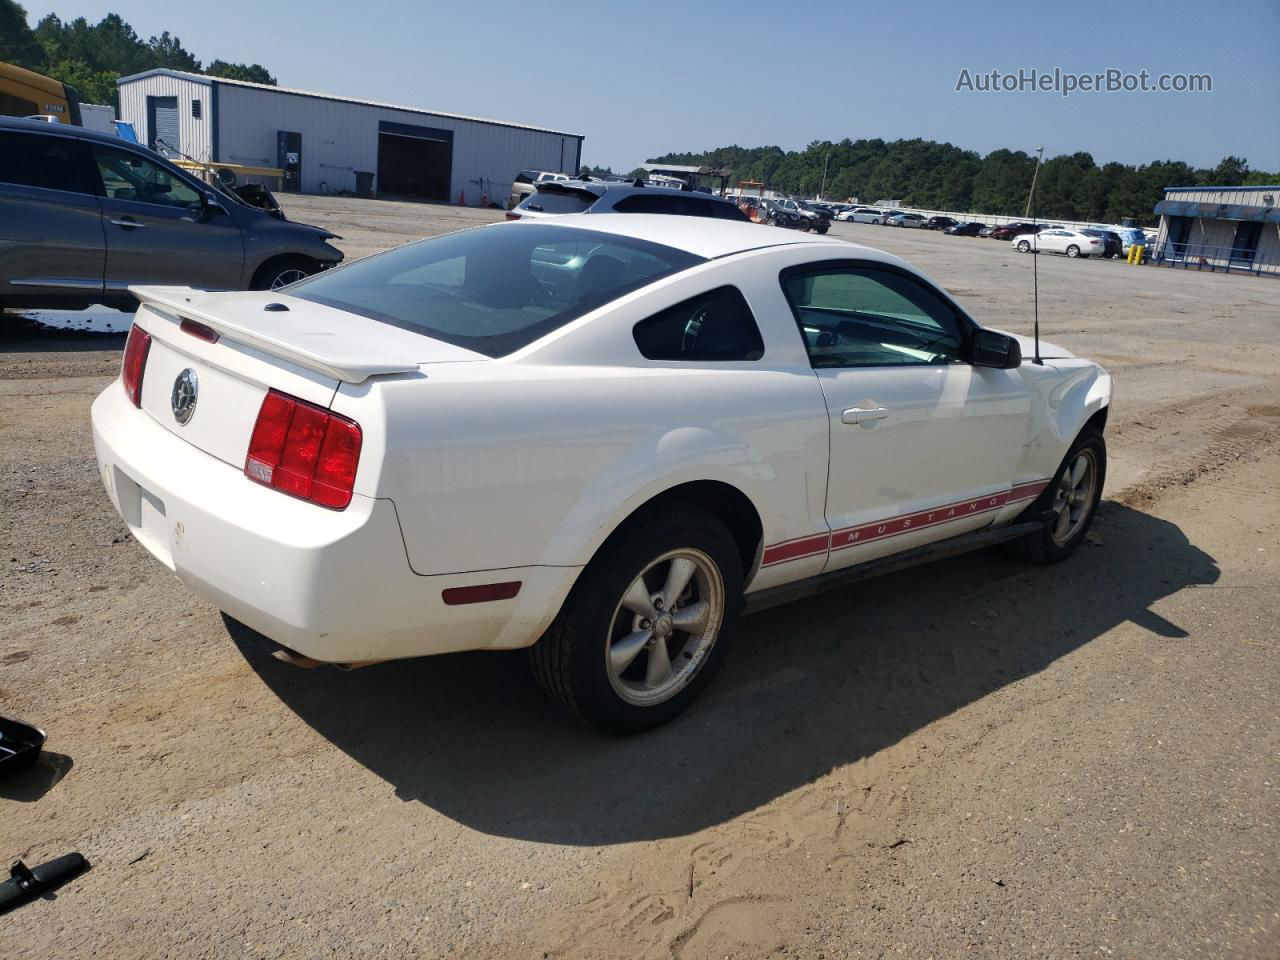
{"left": 1, "top": 61, "right": 80, "bottom": 124}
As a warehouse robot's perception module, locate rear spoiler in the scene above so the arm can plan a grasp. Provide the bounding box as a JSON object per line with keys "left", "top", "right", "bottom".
{"left": 130, "top": 286, "right": 419, "bottom": 383}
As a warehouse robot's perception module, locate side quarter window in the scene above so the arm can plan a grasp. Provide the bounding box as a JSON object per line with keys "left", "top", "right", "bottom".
{"left": 633, "top": 285, "right": 765, "bottom": 362}
{"left": 0, "top": 131, "right": 96, "bottom": 194}
{"left": 781, "top": 264, "right": 969, "bottom": 369}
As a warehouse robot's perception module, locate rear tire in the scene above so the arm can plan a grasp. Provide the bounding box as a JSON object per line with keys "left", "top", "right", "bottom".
{"left": 530, "top": 507, "right": 743, "bottom": 734}
{"left": 1066, "top": 244, "right": 1081, "bottom": 258}
{"left": 1009, "top": 428, "right": 1106, "bottom": 564}
{"left": 250, "top": 255, "right": 318, "bottom": 291}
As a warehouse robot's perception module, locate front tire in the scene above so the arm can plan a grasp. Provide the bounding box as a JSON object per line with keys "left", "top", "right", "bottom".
{"left": 1017, "top": 240, "right": 1031, "bottom": 253}
{"left": 250, "top": 255, "right": 318, "bottom": 291}
{"left": 1010, "top": 429, "right": 1106, "bottom": 564}
{"left": 530, "top": 507, "right": 743, "bottom": 734}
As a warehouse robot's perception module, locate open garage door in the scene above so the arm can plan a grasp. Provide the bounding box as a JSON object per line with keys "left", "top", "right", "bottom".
{"left": 377, "top": 121, "right": 454, "bottom": 202}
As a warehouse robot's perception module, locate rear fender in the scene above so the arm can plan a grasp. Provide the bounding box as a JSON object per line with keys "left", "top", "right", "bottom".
{"left": 537, "top": 424, "right": 771, "bottom": 569}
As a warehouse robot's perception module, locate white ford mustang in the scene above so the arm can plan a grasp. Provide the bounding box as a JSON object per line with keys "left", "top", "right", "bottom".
{"left": 92, "top": 216, "right": 1111, "bottom": 733}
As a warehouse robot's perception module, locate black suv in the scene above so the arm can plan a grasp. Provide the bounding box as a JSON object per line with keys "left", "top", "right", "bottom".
{"left": 0, "top": 116, "right": 343, "bottom": 311}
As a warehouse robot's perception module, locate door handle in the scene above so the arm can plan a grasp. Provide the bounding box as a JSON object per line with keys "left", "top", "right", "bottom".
{"left": 109, "top": 218, "right": 146, "bottom": 229}
{"left": 842, "top": 406, "right": 889, "bottom": 425}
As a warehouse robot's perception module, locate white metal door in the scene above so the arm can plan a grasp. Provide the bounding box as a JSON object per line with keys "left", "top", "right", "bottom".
{"left": 780, "top": 261, "right": 1031, "bottom": 572}
{"left": 816, "top": 364, "right": 1030, "bottom": 571}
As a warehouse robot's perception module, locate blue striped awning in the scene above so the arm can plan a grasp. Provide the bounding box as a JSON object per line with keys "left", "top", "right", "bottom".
{"left": 1155, "top": 200, "right": 1280, "bottom": 223}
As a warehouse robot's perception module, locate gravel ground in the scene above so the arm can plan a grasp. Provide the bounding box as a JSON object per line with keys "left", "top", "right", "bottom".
{"left": 1, "top": 197, "right": 1277, "bottom": 959}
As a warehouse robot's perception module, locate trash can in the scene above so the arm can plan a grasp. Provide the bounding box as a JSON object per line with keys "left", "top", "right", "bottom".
{"left": 355, "top": 171, "right": 374, "bottom": 199}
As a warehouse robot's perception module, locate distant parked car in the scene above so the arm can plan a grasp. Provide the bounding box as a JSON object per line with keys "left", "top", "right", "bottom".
{"left": 510, "top": 180, "right": 749, "bottom": 222}
{"left": 945, "top": 222, "right": 988, "bottom": 237}
{"left": 1113, "top": 227, "right": 1149, "bottom": 255}
{"left": 924, "top": 216, "right": 959, "bottom": 231}
{"left": 508, "top": 170, "right": 571, "bottom": 209}
{"left": 989, "top": 222, "right": 1045, "bottom": 241}
{"left": 837, "top": 207, "right": 885, "bottom": 224}
{"left": 1011, "top": 228, "right": 1102, "bottom": 258}
{"left": 759, "top": 198, "right": 806, "bottom": 229}
{"left": 0, "top": 116, "right": 343, "bottom": 311}
{"left": 1080, "top": 228, "right": 1123, "bottom": 259}
{"left": 775, "top": 198, "right": 831, "bottom": 233}
{"left": 887, "top": 213, "right": 926, "bottom": 228}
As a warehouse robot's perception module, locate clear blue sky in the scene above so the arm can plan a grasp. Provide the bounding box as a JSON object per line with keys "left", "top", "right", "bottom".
{"left": 26, "top": 0, "right": 1280, "bottom": 171}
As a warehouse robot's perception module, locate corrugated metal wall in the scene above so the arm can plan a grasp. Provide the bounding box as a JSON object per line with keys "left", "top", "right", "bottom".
{"left": 118, "top": 74, "right": 213, "bottom": 161}
{"left": 1164, "top": 187, "right": 1278, "bottom": 207}
{"left": 214, "top": 82, "right": 579, "bottom": 202}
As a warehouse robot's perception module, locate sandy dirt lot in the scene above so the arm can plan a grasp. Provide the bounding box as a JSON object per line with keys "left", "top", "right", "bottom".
{"left": 2, "top": 197, "right": 1277, "bottom": 959}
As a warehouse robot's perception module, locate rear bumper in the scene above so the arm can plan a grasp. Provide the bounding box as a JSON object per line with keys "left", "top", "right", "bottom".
{"left": 91, "top": 383, "right": 579, "bottom": 662}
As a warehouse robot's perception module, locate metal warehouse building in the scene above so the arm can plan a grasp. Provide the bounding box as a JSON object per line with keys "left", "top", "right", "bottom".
{"left": 116, "top": 69, "right": 583, "bottom": 205}
{"left": 1152, "top": 185, "right": 1280, "bottom": 276}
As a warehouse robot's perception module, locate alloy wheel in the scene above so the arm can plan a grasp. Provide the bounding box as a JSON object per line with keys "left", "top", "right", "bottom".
{"left": 1051, "top": 449, "right": 1098, "bottom": 545}
{"left": 605, "top": 548, "right": 725, "bottom": 707}
{"left": 270, "top": 268, "right": 310, "bottom": 290}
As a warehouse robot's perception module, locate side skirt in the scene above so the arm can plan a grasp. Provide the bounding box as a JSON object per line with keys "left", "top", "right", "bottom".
{"left": 742, "top": 516, "right": 1049, "bottom": 616}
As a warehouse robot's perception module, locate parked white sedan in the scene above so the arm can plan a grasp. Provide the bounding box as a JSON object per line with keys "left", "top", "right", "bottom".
{"left": 1012, "top": 228, "right": 1103, "bottom": 258}
{"left": 92, "top": 216, "right": 1111, "bottom": 733}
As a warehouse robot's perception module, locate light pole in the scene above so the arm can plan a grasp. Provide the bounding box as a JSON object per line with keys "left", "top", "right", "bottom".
{"left": 819, "top": 152, "right": 829, "bottom": 201}
{"left": 1024, "top": 145, "right": 1045, "bottom": 219}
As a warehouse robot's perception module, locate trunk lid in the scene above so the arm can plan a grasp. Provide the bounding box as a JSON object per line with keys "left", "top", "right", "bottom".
{"left": 128, "top": 286, "right": 478, "bottom": 470}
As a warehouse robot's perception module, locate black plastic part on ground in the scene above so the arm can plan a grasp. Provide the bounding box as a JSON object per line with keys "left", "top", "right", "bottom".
{"left": 0, "top": 854, "right": 89, "bottom": 915}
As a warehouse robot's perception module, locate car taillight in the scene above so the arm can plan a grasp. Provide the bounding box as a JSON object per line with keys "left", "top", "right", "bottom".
{"left": 244, "top": 389, "right": 362, "bottom": 510}
{"left": 505, "top": 212, "right": 521, "bottom": 220}
{"left": 121, "top": 324, "right": 151, "bottom": 407}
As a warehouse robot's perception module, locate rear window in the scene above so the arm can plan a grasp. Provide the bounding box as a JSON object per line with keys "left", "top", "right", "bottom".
{"left": 519, "top": 187, "right": 595, "bottom": 214}
{"left": 612, "top": 193, "right": 750, "bottom": 221}
{"left": 0, "top": 131, "right": 93, "bottom": 193}
{"left": 289, "top": 223, "right": 705, "bottom": 358}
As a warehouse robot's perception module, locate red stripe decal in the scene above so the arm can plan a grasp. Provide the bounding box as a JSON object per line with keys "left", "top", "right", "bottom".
{"left": 1008, "top": 479, "right": 1050, "bottom": 502}
{"left": 761, "top": 479, "right": 1051, "bottom": 567}
{"left": 760, "top": 533, "right": 830, "bottom": 567}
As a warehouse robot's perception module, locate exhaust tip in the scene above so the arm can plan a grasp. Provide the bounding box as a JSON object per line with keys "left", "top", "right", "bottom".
{"left": 271, "top": 648, "right": 323, "bottom": 669}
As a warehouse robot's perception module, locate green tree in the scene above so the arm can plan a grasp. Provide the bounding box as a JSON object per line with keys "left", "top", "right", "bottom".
{"left": 1206, "top": 156, "right": 1249, "bottom": 187}
{"left": 147, "top": 30, "right": 201, "bottom": 72}
{"left": 43, "top": 57, "right": 118, "bottom": 104}
{"left": 206, "top": 60, "right": 276, "bottom": 84}
{"left": 0, "top": 0, "right": 46, "bottom": 69}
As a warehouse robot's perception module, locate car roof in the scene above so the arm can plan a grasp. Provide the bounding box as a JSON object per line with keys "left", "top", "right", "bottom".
{"left": 0, "top": 114, "right": 130, "bottom": 146}
{"left": 538, "top": 179, "right": 737, "bottom": 204}
{"left": 506, "top": 213, "right": 855, "bottom": 260}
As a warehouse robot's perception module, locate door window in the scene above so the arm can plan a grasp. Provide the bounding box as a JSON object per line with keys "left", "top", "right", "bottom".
{"left": 0, "top": 132, "right": 95, "bottom": 194}
{"left": 90, "top": 145, "right": 203, "bottom": 210}
{"left": 781, "top": 264, "right": 968, "bottom": 368}
{"left": 633, "top": 286, "right": 764, "bottom": 361}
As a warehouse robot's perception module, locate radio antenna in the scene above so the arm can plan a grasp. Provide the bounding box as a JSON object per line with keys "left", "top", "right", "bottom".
{"left": 1029, "top": 146, "right": 1045, "bottom": 365}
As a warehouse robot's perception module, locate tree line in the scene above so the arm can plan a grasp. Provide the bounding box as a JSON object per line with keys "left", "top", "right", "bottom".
{"left": 628, "top": 140, "right": 1276, "bottom": 224}
{"left": 1, "top": 1, "right": 275, "bottom": 106}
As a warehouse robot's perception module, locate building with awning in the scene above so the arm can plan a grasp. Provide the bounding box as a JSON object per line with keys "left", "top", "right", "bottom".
{"left": 1152, "top": 185, "right": 1279, "bottom": 275}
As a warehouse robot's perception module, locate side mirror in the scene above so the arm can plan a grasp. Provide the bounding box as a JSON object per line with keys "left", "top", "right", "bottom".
{"left": 971, "top": 329, "right": 1022, "bottom": 369}
{"left": 200, "top": 192, "right": 225, "bottom": 218}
